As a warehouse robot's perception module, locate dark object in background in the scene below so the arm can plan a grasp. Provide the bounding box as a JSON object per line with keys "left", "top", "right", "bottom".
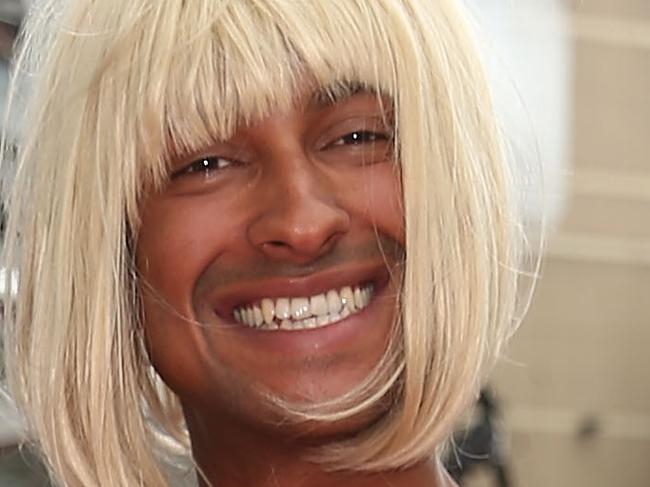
{"left": 0, "top": 0, "right": 23, "bottom": 62}
{"left": 0, "top": 0, "right": 22, "bottom": 238}
{"left": 0, "top": 21, "right": 18, "bottom": 62}
{"left": 444, "top": 388, "right": 511, "bottom": 487}
{"left": 0, "top": 446, "right": 52, "bottom": 486}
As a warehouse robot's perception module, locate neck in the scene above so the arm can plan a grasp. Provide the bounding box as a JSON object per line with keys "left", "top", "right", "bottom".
{"left": 195, "top": 454, "right": 448, "bottom": 487}
{"left": 186, "top": 410, "right": 452, "bottom": 487}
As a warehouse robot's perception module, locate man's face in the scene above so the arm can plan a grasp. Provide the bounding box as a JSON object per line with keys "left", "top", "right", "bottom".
{"left": 136, "top": 90, "right": 404, "bottom": 434}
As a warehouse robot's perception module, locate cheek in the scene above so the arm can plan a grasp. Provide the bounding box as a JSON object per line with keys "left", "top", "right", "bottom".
{"left": 137, "top": 205, "right": 201, "bottom": 313}
{"left": 347, "top": 163, "right": 404, "bottom": 244}
{"left": 134, "top": 195, "right": 241, "bottom": 394}
{"left": 136, "top": 194, "right": 240, "bottom": 310}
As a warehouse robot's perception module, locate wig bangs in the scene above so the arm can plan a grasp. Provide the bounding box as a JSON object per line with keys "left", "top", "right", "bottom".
{"left": 103, "top": 0, "right": 405, "bottom": 196}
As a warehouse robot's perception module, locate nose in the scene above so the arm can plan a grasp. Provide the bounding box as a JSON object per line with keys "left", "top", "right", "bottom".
{"left": 247, "top": 156, "right": 351, "bottom": 264}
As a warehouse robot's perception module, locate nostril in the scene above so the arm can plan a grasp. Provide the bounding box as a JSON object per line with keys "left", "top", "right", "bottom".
{"left": 266, "top": 240, "right": 286, "bottom": 248}
{"left": 259, "top": 241, "right": 291, "bottom": 256}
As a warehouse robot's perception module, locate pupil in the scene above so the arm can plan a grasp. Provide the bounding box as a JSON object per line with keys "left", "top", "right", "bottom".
{"left": 348, "top": 132, "right": 371, "bottom": 144}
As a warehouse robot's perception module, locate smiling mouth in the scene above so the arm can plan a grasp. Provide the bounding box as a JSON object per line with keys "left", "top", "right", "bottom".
{"left": 232, "top": 283, "right": 375, "bottom": 331}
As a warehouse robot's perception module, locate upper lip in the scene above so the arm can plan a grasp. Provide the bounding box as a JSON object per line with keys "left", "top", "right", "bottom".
{"left": 208, "top": 260, "right": 392, "bottom": 321}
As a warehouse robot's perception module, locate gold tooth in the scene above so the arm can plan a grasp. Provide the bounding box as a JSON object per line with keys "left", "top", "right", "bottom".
{"left": 261, "top": 298, "right": 275, "bottom": 324}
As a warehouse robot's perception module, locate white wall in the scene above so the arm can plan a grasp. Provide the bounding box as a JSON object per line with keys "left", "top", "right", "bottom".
{"left": 464, "top": 0, "right": 572, "bottom": 229}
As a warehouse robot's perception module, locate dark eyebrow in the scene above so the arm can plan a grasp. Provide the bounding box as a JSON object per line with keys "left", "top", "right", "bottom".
{"left": 307, "top": 81, "right": 372, "bottom": 109}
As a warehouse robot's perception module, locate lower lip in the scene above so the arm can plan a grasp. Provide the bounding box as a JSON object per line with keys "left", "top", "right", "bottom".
{"left": 224, "top": 281, "right": 393, "bottom": 355}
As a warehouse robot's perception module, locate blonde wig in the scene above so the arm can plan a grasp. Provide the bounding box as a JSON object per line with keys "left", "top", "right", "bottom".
{"left": 2, "top": 0, "right": 525, "bottom": 485}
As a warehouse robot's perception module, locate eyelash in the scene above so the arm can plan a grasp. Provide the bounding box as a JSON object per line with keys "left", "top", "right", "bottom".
{"left": 173, "top": 129, "right": 392, "bottom": 179}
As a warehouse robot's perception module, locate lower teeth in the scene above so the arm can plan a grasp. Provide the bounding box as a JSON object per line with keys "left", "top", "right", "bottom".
{"left": 261, "top": 306, "right": 353, "bottom": 331}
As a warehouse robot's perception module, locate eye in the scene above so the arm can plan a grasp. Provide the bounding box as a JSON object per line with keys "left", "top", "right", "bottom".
{"left": 171, "top": 155, "right": 235, "bottom": 179}
{"left": 328, "top": 130, "right": 390, "bottom": 147}
{"left": 320, "top": 127, "right": 394, "bottom": 166}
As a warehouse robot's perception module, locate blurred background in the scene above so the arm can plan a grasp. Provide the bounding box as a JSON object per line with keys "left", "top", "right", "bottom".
{"left": 0, "top": 0, "right": 648, "bottom": 486}
{"left": 457, "top": 1, "right": 650, "bottom": 486}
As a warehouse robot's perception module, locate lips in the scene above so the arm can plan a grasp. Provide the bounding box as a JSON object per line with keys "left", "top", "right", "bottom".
{"left": 209, "top": 260, "right": 391, "bottom": 329}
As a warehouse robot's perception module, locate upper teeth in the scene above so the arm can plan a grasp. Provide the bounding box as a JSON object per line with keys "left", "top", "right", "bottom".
{"left": 233, "top": 284, "right": 374, "bottom": 331}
